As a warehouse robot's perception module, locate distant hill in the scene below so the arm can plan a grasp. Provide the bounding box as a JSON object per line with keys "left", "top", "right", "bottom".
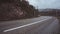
{"left": 39, "top": 9, "right": 60, "bottom": 12}
{"left": 39, "top": 9, "right": 60, "bottom": 16}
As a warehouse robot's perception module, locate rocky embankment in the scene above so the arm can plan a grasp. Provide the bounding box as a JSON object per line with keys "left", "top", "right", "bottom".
{"left": 0, "top": 0, "right": 39, "bottom": 21}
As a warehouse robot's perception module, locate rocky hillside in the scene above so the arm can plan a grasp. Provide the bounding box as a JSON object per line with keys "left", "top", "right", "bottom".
{"left": 0, "top": 0, "right": 39, "bottom": 21}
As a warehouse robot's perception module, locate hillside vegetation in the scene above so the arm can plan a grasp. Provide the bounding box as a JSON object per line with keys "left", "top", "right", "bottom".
{"left": 0, "top": 0, "right": 39, "bottom": 21}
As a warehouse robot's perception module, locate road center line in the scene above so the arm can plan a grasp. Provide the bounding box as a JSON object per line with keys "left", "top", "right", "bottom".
{"left": 3, "top": 17, "right": 51, "bottom": 32}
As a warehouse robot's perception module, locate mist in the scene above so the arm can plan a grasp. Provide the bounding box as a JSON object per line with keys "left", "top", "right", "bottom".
{"left": 27, "top": 0, "right": 60, "bottom": 9}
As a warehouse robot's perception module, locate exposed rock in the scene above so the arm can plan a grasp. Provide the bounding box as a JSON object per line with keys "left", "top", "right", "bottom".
{"left": 0, "top": 0, "right": 39, "bottom": 21}
{"left": 0, "top": 3, "right": 26, "bottom": 20}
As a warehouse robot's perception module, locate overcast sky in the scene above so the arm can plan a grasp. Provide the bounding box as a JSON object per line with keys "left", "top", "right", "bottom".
{"left": 27, "top": 0, "right": 60, "bottom": 9}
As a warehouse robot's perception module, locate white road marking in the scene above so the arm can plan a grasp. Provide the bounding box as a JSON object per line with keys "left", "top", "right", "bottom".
{"left": 3, "top": 17, "right": 51, "bottom": 32}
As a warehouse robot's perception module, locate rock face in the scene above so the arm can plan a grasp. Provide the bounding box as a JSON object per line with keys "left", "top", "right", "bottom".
{"left": 0, "top": 0, "right": 39, "bottom": 21}
{"left": 0, "top": 3, "right": 26, "bottom": 20}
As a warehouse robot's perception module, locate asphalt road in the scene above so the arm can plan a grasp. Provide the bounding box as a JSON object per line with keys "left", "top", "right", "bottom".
{"left": 0, "top": 16, "right": 59, "bottom": 34}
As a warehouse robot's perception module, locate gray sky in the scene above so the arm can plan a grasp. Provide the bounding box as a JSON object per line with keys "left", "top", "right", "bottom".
{"left": 27, "top": 0, "right": 60, "bottom": 9}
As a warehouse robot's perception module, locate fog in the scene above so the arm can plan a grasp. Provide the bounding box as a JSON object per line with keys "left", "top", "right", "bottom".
{"left": 27, "top": 0, "right": 60, "bottom": 9}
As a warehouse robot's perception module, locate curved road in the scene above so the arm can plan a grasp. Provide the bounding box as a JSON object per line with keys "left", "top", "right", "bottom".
{"left": 0, "top": 16, "right": 59, "bottom": 34}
